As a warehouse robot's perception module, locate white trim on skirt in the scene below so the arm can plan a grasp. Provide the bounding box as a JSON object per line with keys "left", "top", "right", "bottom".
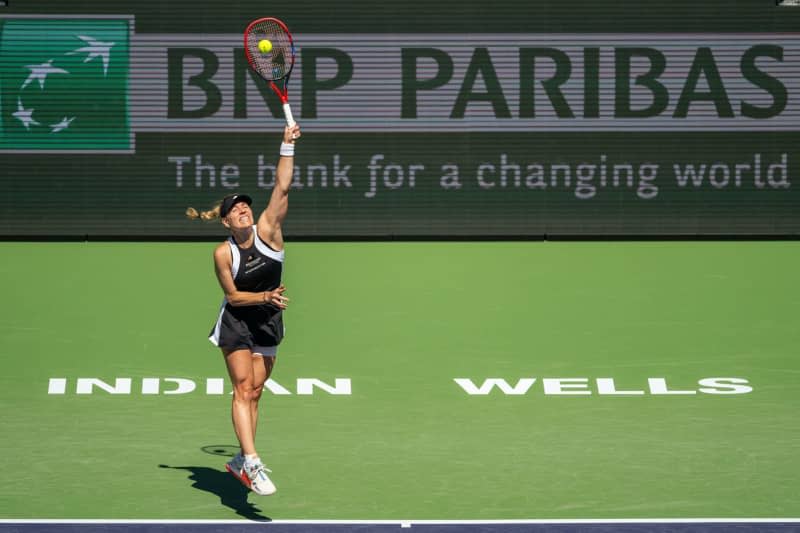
{"left": 252, "top": 345, "right": 277, "bottom": 357}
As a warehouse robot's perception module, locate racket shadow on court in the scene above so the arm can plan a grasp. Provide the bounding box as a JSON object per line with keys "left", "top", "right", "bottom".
{"left": 158, "top": 457, "right": 271, "bottom": 521}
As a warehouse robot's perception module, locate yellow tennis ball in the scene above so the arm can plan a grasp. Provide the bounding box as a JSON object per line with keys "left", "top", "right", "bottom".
{"left": 258, "top": 39, "right": 273, "bottom": 53}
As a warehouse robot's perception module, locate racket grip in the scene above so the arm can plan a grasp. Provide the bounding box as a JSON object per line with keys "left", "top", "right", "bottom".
{"left": 283, "top": 103, "right": 296, "bottom": 128}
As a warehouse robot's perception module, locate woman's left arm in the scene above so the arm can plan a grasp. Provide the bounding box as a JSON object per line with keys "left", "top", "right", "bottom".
{"left": 258, "top": 124, "right": 301, "bottom": 250}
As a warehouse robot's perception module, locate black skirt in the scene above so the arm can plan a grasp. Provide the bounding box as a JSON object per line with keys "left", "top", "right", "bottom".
{"left": 209, "top": 303, "right": 284, "bottom": 351}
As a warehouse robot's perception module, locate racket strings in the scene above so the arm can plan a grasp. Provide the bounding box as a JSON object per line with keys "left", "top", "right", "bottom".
{"left": 246, "top": 20, "right": 294, "bottom": 80}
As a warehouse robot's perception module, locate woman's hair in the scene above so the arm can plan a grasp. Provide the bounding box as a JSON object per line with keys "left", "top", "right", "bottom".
{"left": 185, "top": 201, "right": 222, "bottom": 221}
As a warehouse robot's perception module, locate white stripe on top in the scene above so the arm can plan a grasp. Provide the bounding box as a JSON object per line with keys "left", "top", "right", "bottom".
{"left": 252, "top": 225, "right": 285, "bottom": 263}
{"left": 227, "top": 238, "right": 241, "bottom": 278}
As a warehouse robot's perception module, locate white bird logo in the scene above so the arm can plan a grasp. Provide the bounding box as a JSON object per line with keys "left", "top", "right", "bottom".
{"left": 50, "top": 117, "right": 76, "bottom": 133}
{"left": 12, "top": 98, "right": 41, "bottom": 130}
{"left": 68, "top": 35, "right": 115, "bottom": 76}
{"left": 21, "top": 59, "right": 69, "bottom": 90}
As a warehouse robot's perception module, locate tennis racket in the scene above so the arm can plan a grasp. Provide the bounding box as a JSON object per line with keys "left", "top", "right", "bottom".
{"left": 243, "top": 17, "right": 296, "bottom": 127}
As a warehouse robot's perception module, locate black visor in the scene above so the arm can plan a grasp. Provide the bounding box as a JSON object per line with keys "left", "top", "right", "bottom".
{"left": 220, "top": 194, "right": 253, "bottom": 217}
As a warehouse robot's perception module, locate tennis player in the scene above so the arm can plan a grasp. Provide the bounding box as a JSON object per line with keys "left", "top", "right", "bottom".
{"left": 186, "top": 123, "right": 301, "bottom": 496}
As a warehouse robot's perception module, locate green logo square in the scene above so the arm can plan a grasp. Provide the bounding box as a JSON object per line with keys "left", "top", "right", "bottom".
{"left": 0, "top": 18, "right": 131, "bottom": 152}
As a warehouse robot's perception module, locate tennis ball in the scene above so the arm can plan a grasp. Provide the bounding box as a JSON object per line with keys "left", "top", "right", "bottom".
{"left": 258, "top": 39, "right": 273, "bottom": 53}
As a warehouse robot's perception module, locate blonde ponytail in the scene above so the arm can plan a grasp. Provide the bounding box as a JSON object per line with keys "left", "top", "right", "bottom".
{"left": 185, "top": 202, "right": 222, "bottom": 221}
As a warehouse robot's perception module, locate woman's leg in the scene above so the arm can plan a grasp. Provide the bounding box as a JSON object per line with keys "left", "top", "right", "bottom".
{"left": 250, "top": 355, "right": 275, "bottom": 440}
{"left": 223, "top": 348, "right": 258, "bottom": 456}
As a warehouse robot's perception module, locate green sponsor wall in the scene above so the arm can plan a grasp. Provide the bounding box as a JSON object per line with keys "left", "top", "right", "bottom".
{"left": 1, "top": 1, "right": 798, "bottom": 237}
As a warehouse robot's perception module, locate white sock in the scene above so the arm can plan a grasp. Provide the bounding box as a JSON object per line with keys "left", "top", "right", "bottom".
{"left": 244, "top": 454, "right": 259, "bottom": 466}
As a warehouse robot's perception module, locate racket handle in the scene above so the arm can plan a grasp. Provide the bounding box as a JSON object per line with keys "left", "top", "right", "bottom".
{"left": 283, "top": 103, "right": 296, "bottom": 128}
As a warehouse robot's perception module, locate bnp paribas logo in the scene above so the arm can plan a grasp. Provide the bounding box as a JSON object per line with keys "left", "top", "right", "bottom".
{"left": 0, "top": 17, "right": 132, "bottom": 152}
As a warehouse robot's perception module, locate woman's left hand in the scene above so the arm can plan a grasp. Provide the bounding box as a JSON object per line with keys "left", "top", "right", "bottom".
{"left": 265, "top": 285, "right": 289, "bottom": 309}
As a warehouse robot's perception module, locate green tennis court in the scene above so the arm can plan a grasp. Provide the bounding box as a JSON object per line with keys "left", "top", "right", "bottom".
{"left": 0, "top": 241, "right": 798, "bottom": 521}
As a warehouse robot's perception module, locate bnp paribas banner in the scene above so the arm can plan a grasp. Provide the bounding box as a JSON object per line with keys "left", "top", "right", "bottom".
{"left": 0, "top": 14, "right": 798, "bottom": 236}
{"left": 3, "top": 16, "right": 799, "bottom": 141}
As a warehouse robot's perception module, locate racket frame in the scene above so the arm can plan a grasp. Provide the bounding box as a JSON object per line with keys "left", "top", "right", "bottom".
{"left": 243, "top": 17, "right": 296, "bottom": 126}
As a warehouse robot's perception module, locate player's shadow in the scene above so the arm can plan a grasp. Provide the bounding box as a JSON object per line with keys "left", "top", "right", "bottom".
{"left": 158, "top": 463, "right": 271, "bottom": 521}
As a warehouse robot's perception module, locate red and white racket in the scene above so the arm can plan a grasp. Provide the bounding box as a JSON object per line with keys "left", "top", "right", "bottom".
{"left": 243, "top": 17, "right": 296, "bottom": 127}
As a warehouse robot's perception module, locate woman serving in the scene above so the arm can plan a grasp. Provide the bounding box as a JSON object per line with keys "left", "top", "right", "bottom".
{"left": 187, "top": 123, "right": 301, "bottom": 495}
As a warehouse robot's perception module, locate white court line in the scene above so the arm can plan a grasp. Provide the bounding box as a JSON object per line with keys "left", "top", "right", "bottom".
{"left": 1, "top": 518, "right": 800, "bottom": 524}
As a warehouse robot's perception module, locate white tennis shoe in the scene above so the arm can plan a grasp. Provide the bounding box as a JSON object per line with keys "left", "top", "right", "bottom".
{"left": 243, "top": 458, "right": 277, "bottom": 496}
{"left": 225, "top": 452, "right": 245, "bottom": 478}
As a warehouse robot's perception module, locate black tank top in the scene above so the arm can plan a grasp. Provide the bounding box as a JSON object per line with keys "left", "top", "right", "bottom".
{"left": 228, "top": 226, "right": 284, "bottom": 295}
